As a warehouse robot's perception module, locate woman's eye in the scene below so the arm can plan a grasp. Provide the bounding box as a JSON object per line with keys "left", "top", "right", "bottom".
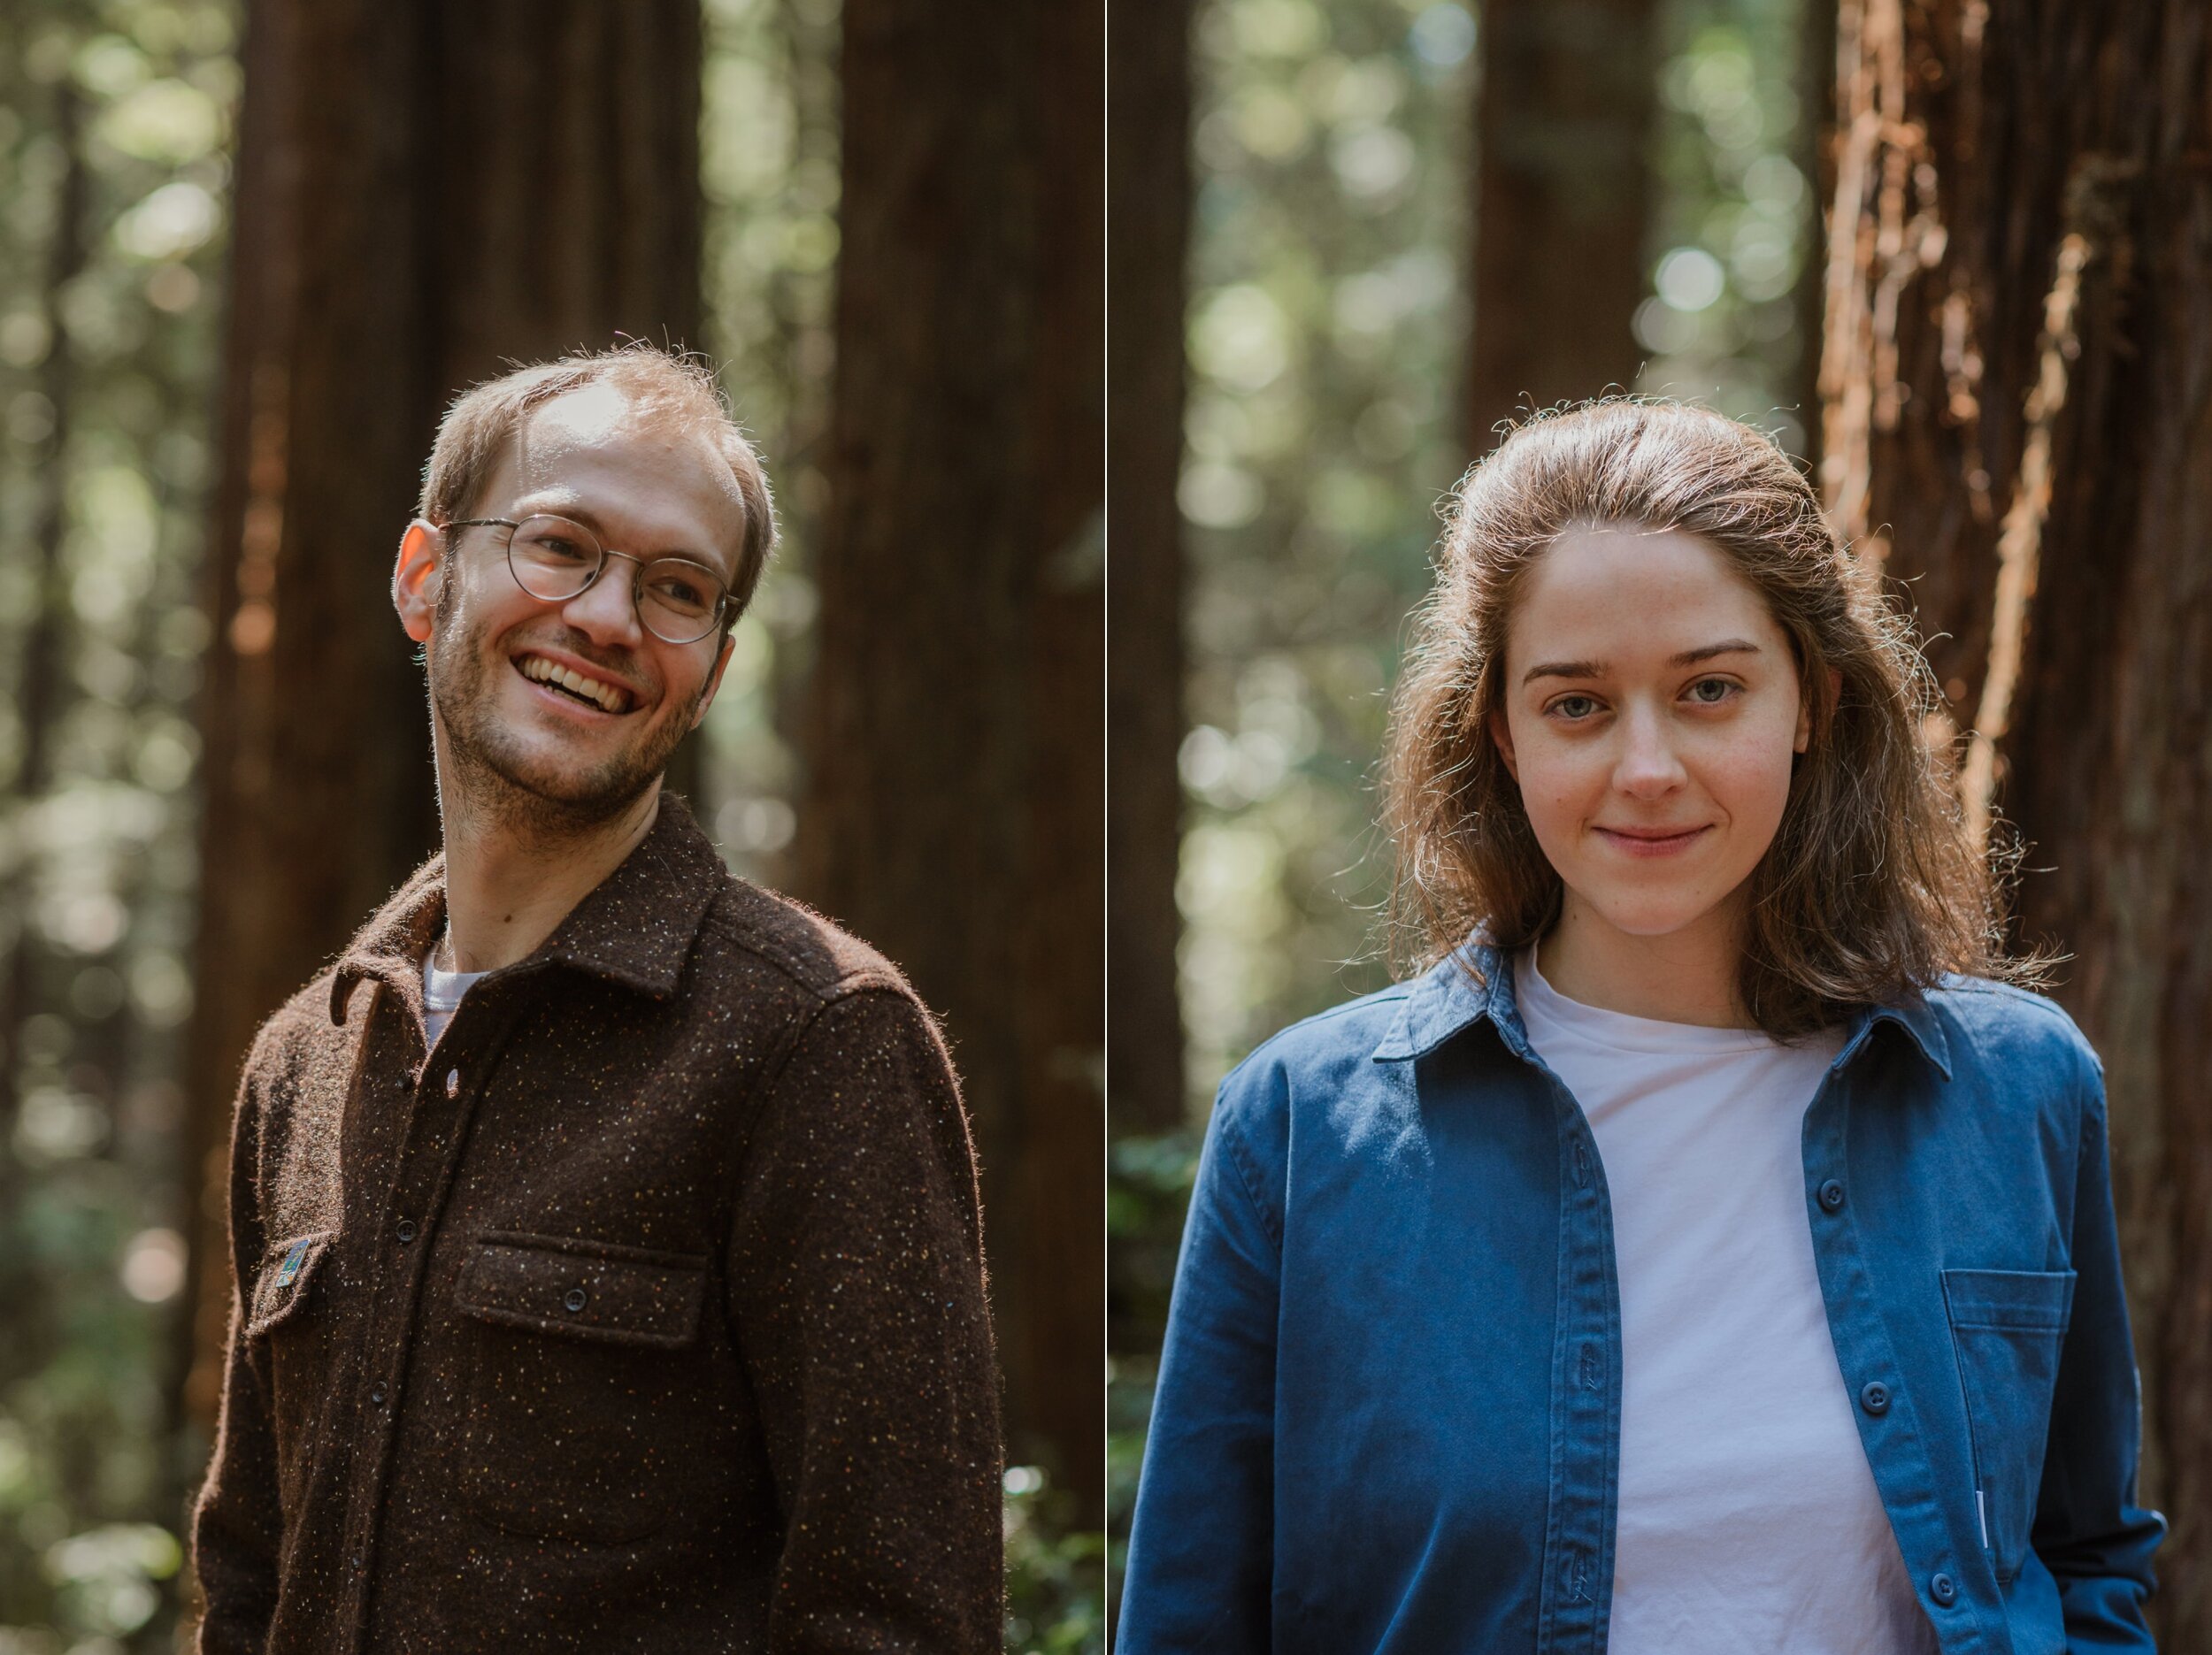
{"left": 1687, "top": 677, "right": 1736, "bottom": 705}
{"left": 1548, "top": 693, "right": 1600, "bottom": 720}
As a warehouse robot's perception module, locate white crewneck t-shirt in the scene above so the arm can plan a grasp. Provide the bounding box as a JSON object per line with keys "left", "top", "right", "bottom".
{"left": 421, "top": 947, "right": 487, "bottom": 1052}
{"left": 1513, "top": 946, "right": 1939, "bottom": 1655}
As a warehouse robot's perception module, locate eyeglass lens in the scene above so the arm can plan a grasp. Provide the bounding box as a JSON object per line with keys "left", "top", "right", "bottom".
{"left": 505, "top": 515, "right": 726, "bottom": 643}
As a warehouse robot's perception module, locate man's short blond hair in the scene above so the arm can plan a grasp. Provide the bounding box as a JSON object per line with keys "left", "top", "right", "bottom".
{"left": 418, "top": 343, "right": 778, "bottom": 624}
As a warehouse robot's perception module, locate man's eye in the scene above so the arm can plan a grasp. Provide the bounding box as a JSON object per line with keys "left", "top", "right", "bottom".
{"left": 648, "top": 573, "right": 712, "bottom": 614}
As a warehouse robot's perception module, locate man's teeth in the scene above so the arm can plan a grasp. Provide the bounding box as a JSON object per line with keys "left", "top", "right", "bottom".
{"left": 518, "top": 655, "right": 629, "bottom": 713}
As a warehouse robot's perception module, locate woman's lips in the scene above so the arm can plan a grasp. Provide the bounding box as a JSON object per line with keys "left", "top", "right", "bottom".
{"left": 1593, "top": 824, "right": 1711, "bottom": 857}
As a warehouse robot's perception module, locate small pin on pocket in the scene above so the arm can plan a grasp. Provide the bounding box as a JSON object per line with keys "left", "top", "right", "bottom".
{"left": 275, "top": 1237, "right": 311, "bottom": 1288}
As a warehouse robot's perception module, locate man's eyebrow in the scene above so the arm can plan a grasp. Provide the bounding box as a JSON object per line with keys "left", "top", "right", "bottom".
{"left": 1519, "top": 640, "right": 1762, "bottom": 686}
{"left": 516, "top": 500, "right": 717, "bottom": 564}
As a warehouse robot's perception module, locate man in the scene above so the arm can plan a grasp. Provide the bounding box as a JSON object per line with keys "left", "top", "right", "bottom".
{"left": 189, "top": 347, "right": 1003, "bottom": 1653}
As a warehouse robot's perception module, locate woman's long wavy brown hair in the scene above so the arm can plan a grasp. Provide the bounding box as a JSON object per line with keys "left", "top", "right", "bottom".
{"left": 1383, "top": 398, "right": 2039, "bottom": 1038}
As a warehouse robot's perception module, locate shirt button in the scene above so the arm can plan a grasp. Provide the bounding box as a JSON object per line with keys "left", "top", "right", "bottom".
{"left": 564, "top": 1287, "right": 588, "bottom": 1313}
{"left": 1817, "top": 1178, "right": 1846, "bottom": 1212}
{"left": 444, "top": 1067, "right": 461, "bottom": 1099}
{"left": 1931, "top": 1573, "right": 1957, "bottom": 1605}
{"left": 1860, "top": 1381, "right": 1891, "bottom": 1415}
{"left": 370, "top": 1383, "right": 388, "bottom": 1406}
{"left": 396, "top": 1218, "right": 418, "bottom": 1244}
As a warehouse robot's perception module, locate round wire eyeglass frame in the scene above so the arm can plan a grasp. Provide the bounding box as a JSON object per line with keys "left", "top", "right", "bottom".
{"left": 442, "top": 514, "right": 732, "bottom": 646}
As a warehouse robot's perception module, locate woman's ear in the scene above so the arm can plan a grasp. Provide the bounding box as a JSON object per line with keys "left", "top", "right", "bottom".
{"left": 1795, "top": 666, "right": 1841, "bottom": 755}
{"left": 1489, "top": 701, "right": 1519, "bottom": 782}
{"left": 393, "top": 519, "right": 445, "bottom": 645}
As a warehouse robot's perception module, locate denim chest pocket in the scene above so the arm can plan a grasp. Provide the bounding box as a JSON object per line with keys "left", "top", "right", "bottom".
{"left": 455, "top": 1231, "right": 711, "bottom": 1544}
{"left": 1942, "top": 1267, "right": 2076, "bottom": 1584}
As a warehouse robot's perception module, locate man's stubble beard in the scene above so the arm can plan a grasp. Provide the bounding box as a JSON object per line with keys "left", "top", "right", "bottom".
{"left": 426, "top": 578, "right": 702, "bottom": 839}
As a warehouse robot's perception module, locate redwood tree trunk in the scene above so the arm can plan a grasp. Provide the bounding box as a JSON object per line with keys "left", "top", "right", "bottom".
{"left": 804, "top": 0, "right": 1105, "bottom": 1516}
{"left": 1106, "top": 0, "right": 1193, "bottom": 1139}
{"left": 0, "top": 80, "right": 86, "bottom": 1147}
{"left": 1819, "top": 1, "right": 2212, "bottom": 1638}
{"left": 181, "top": 0, "right": 703, "bottom": 1427}
{"left": 1468, "top": 0, "right": 1658, "bottom": 444}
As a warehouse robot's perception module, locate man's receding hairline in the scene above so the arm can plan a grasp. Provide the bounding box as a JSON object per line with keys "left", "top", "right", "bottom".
{"left": 492, "top": 400, "right": 753, "bottom": 585}
{"left": 512, "top": 386, "right": 751, "bottom": 500}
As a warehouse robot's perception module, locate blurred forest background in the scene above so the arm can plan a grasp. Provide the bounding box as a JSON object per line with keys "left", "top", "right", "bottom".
{"left": 1109, "top": 0, "right": 2212, "bottom": 1641}
{"left": 0, "top": 0, "right": 1102, "bottom": 1650}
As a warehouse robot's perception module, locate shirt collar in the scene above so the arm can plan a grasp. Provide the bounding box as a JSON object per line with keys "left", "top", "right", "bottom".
{"left": 328, "top": 791, "right": 726, "bottom": 1023}
{"left": 1369, "top": 937, "right": 1953, "bottom": 1080}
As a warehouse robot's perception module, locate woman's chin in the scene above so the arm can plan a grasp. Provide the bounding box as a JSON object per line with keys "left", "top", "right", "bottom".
{"left": 1574, "top": 887, "right": 1732, "bottom": 942}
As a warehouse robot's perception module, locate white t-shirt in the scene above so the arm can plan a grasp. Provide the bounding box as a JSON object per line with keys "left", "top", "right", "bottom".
{"left": 421, "top": 947, "right": 488, "bottom": 1051}
{"left": 1514, "top": 946, "right": 1939, "bottom": 1655}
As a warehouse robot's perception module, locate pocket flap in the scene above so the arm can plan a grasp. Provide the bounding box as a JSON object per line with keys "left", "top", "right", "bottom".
{"left": 457, "top": 1231, "right": 708, "bottom": 1348}
{"left": 248, "top": 1230, "right": 336, "bottom": 1336}
{"left": 1942, "top": 1267, "right": 2077, "bottom": 1333}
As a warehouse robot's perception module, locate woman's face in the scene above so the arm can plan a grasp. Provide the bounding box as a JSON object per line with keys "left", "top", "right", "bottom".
{"left": 1488, "top": 524, "right": 1811, "bottom": 944}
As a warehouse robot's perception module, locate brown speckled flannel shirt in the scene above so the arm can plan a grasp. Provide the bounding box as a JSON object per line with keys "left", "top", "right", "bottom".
{"left": 188, "top": 795, "right": 1002, "bottom": 1653}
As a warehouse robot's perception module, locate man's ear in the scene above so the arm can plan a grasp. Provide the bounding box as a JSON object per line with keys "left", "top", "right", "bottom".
{"left": 688, "top": 631, "right": 739, "bottom": 732}
{"left": 394, "top": 519, "right": 445, "bottom": 645}
{"left": 1489, "top": 701, "right": 1519, "bottom": 783}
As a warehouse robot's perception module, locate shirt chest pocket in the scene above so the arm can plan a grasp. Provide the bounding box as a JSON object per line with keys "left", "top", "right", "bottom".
{"left": 248, "top": 1230, "right": 342, "bottom": 1486}
{"left": 455, "top": 1231, "right": 711, "bottom": 1544}
{"left": 1942, "top": 1266, "right": 2075, "bottom": 1584}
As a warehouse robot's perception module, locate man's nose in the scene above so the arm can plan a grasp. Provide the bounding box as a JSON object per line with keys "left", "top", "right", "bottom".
{"left": 560, "top": 552, "right": 645, "bottom": 642}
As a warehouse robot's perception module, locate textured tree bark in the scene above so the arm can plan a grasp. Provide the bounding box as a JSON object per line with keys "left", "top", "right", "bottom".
{"left": 1818, "top": 1, "right": 2212, "bottom": 1637}
{"left": 1106, "top": 0, "right": 1192, "bottom": 1139}
{"left": 804, "top": 0, "right": 1105, "bottom": 1515}
{"left": 1467, "top": 0, "right": 1658, "bottom": 446}
{"left": 180, "top": 0, "right": 703, "bottom": 1427}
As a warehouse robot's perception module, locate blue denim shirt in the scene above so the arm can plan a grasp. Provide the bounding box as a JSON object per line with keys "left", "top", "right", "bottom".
{"left": 1120, "top": 944, "right": 2162, "bottom": 1653}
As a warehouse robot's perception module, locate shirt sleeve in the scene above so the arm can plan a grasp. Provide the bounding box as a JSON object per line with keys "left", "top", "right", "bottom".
{"left": 2032, "top": 1059, "right": 2165, "bottom": 1647}
{"left": 726, "top": 985, "right": 1002, "bottom": 1654}
{"left": 1117, "top": 1081, "right": 1281, "bottom": 1654}
{"left": 188, "top": 1040, "right": 284, "bottom": 1654}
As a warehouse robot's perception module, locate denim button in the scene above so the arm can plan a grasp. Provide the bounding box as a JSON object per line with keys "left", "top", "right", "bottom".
{"left": 396, "top": 1218, "right": 417, "bottom": 1244}
{"left": 1859, "top": 1381, "right": 1891, "bottom": 1415}
{"left": 1931, "top": 1572, "right": 1957, "bottom": 1605}
{"left": 1817, "top": 1178, "right": 1846, "bottom": 1212}
{"left": 564, "top": 1287, "right": 588, "bottom": 1313}
{"left": 444, "top": 1067, "right": 461, "bottom": 1099}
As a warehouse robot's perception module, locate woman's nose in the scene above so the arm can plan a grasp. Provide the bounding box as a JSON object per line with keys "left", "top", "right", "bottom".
{"left": 1612, "top": 703, "right": 1686, "bottom": 796}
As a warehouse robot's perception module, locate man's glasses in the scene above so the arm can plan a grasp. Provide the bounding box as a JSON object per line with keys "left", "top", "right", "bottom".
{"left": 443, "top": 515, "right": 731, "bottom": 646}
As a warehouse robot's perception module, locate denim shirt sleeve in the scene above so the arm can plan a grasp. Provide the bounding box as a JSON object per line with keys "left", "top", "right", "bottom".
{"left": 2033, "top": 1052, "right": 2165, "bottom": 1646}
{"left": 1118, "top": 1070, "right": 1284, "bottom": 1653}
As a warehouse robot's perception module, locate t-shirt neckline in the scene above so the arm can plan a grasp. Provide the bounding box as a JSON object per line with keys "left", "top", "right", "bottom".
{"left": 1516, "top": 943, "right": 1778, "bottom": 1058}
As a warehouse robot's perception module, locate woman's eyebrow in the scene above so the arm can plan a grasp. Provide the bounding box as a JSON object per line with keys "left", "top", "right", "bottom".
{"left": 1521, "top": 639, "right": 1762, "bottom": 686}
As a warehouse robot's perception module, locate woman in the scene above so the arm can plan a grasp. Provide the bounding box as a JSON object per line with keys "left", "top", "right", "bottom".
{"left": 1118, "top": 401, "right": 2162, "bottom": 1652}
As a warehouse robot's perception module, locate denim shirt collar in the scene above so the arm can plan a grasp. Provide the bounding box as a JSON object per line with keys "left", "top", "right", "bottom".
{"left": 1368, "top": 939, "right": 1952, "bottom": 1081}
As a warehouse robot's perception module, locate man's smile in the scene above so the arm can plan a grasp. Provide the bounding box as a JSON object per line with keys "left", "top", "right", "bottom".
{"left": 513, "top": 649, "right": 636, "bottom": 715}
